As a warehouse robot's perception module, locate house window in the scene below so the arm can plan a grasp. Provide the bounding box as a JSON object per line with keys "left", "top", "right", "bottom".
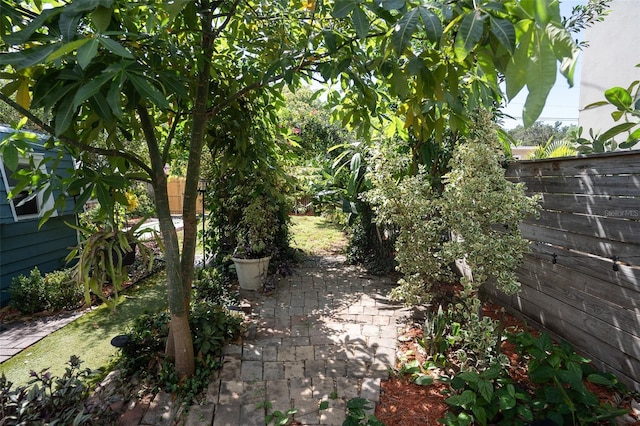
{"left": 0, "top": 154, "right": 56, "bottom": 221}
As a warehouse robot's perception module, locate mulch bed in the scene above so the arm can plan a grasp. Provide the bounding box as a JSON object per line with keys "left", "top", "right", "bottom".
{"left": 375, "top": 301, "right": 640, "bottom": 425}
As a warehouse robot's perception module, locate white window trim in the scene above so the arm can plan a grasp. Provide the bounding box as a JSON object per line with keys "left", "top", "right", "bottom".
{"left": 0, "top": 153, "right": 57, "bottom": 222}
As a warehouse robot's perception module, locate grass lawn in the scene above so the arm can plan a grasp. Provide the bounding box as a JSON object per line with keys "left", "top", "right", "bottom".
{"left": 0, "top": 272, "right": 167, "bottom": 387}
{"left": 289, "top": 215, "right": 347, "bottom": 255}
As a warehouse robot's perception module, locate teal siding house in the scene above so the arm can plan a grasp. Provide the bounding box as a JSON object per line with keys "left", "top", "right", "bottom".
{"left": 0, "top": 126, "right": 78, "bottom": 306}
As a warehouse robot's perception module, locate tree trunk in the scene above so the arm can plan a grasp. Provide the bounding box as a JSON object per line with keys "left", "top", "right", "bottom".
{"left": 180, "top": 3, "right": 215, "bottom": 309}
{"left": 139, "top": 105, "right": 195, "bottom": 379}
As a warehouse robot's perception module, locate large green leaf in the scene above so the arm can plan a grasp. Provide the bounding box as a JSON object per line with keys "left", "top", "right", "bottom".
{"left": 454, "top": 10, "right": 486, "bottom": 61}
{"left": 489, "top": 16, "right": 515, "bottom": 54}
{"left": 98, "top": 37, "right": 134, "bottom": 59}
{"left": 55, "top": 95, "right": 77, "bottom": 135}
{"left": 504, "top": 22, "right": 532, "bottom": 100}
{"left": 599, "top": 122, "right": 636, "bottom": 141}
{"left": 59, "top": 11, "right": 81, "bottom": 41}
{"left": 351, "top": 7, "right": 369, "bottom": 40}
{"left": 392, "top": 7, "right": 420, "bottom": 54}
{"left": 604, "top": 87, "right": 632, "bottom": 110}
{"left": 1, "top": 143, "right": 20, "bottom": 171}
{"left": 332, "top": 0, "right": 356, "bottom": 19}
{"left": 72, "top": 71, "right": 115, "bottom": 108}
{"left": 127, "top": 73, "right": 170, "bottom": 109}
{"left": 91, "top": 5, "right": 112, "bottom": 32}
{"left": 523, "top": 31, "right": 556, "bottom": 126}
{"left": 419, "top": 7, "right": 442, "bottom": 43}
{"left": 77, "top": 38, "right": 100, "bottom": 69}
{"left": 46, "top": 39, "right": 90, "bottom": 63}
{"left": 380, "top": 0, "right": 404, "bottom": 11}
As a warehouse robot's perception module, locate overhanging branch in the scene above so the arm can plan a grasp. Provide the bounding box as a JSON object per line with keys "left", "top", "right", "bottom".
{"left": 0, "top": 92, "right": 152, "bottom": 175}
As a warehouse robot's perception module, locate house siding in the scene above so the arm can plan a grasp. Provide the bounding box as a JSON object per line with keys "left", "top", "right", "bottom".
{"left": 0, "top": 127, "right": 78, "bottom": 306}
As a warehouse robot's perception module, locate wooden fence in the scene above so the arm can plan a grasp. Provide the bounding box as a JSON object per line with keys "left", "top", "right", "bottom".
{"left": 167, "top": 177, "right": 204, "bottom": 215}
{"left": 484, "top": 151, "right": 640, "bottom": 392}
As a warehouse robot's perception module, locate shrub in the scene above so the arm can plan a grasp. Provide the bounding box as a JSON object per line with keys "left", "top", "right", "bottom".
{"left": 115, "top": 301, "right": 243, "bottom": 402}
{"left": 193, "top": 267, "right": 239, "bottom": 306}
{"left": 0, "top": 356, "right": 106, "bottom": 425}
{"left": 44, "top": 268, "right": 83, "bottom": 311}
{"left": 8, "top": 267, "right": 48, "bottom": 314}
{"left": 441, "top": 331, "right": 629, "bottom": 426}
{"left": 9, "top": 267, "right": 86, "bottom": 314}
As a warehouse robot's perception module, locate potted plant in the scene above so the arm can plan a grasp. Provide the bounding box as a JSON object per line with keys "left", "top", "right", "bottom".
{"left": 231, "top": 194, "right": 280, "bottom": 290}
{"left": 66, "top": 213, "right": 160, "bottom": 311}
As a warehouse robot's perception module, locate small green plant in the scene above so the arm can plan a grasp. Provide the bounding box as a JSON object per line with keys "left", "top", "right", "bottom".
{"left": 265, "top": 405, "right": 298, "bottom": 426}
{"left": 193, "top": 267, "right": 238, "bottom": 306}
{"left": 419, "top": 305, "right": 449, "bottom": 356}
{"left": 343, "top": 397, "right": 384, "bottom": 426}
{"left": 8, "top": 267, "right": 83, "bottom": 314}
{"left": 442, "top": 331, "right": 629, "bottom": 425}
{"left": 8, "top": 267, "right": 48, "bottom": 314}
{"left": 0, "top": 356, "right": 106, "bottom": 425}
{"left": 512, "top": 332, "right": 628, "bottom": 425}
{"left": 115, "top": 301, "right": 242, "bottom": 403}
{"left": 441, "top": 364, "right": 532, "bottom": 426}
{"left": 44, "top": 268, "right": 84, "bottom": 311}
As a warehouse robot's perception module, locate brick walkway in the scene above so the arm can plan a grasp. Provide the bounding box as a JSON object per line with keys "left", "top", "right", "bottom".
{"left": 183, "top": 255, "right": 408, "bottom": 426}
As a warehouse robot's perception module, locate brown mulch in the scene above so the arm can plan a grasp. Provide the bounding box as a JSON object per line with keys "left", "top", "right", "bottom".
{"left": 375, "top": 301, "right": 639, "bottom": 425}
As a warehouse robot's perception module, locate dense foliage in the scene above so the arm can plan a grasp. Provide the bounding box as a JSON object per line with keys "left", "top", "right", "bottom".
{"left": 9, "top": 267, "right": 82, "bottom": 314}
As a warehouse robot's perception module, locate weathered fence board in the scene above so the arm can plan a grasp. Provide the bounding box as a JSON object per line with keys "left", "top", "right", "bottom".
{"left": 520, "top": 223, "right": 638, "bottom": 259}
{"left": 522, "top": 210, "right": 639, "bottom": 243}
{"left": 505, "top": 151, "right": 640, "bottom": 177}
{"left": 520, "top": 256, "right": 640, "bottom": 313}
{"left": 514, "top": 174, "right": 640, "bottom": 197}
{"left": 537, "top": 193, "right": 640, "bottom": 218}
{"left": 484, "top": 152, "right": 640, "bottom": 391}
{"left": 528, "top": 244, "right": 640, "bottom": 292}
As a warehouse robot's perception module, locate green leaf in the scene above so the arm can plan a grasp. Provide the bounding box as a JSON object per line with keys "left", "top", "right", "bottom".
{"left": 498, "top": 392, "right": 516, "bottom": 410}
{"left": 604, "top": 87, "right": 632, "bottom": 110}
{"left": 414, "top": 375, "right": 433, "bottom": 386}
{"left": 454, "top": 10, "right": 486, "bottom": 61}
{"left": 72, "top": 71, "right": 115, "bottom": 108}
{"left": 55, "top": 95, "right": 77, "bottom": 135}
{"left": 471, "top": 405, "right": 487, "bottom": 426}
{"left": 319, "top": 400, "right": 329, "bottom": 410}
{"left": 392, "top": 8, "right": 420, "bottom": 54}
{"left": 46, "top": 39, "right": 90, "bottom": 63}
{"left": 2, "top": 143, "right": 19, "bottom": 171}
{"left": 523, "top": 31, "right": 556, "bottom": 126}
{"left": 505, "top": 22, "right": 532, "bottom": 100}
{"left": 599, "top": 122, "right": 636, "bottom": 141}
{"left": 489, "top": 16, "right": 515, "bottom": 53}
{"left": 476, "top": 379, "right": 493, "bottom": 402}
{"left": 128, "top": 74, "right": 170, "bottom": 109}
{"left": 380, "top": 0, "right": 404, "bottom": 10}
{"left": 351, "top": 7, "right": 370, "bottom": 40}
{"left": 59, "top": 11, "right": 81, "bottom": 40}
{"left": 91, "top": 5, "right": 112, "bottom": 32}
{"left": 98, "top": 37, "right": 134, "bottom": 59}
{"left": 77, "top": 39, "right": 100, "bottom": 69}
{"left": 332, "top": 0, "right": 356, "bottom": 19}
{"left": 419, "top": 7, "right": 442, "bottom": 42}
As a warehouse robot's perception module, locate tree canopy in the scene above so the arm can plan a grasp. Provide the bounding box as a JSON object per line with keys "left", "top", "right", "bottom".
{"left": 0, "top": 0, "right": 586, "bottom": 378}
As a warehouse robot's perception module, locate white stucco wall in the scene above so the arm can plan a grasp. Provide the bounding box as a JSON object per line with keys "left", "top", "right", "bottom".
{"left": 578, "top": 0, "right": 640, "bottom": 141}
